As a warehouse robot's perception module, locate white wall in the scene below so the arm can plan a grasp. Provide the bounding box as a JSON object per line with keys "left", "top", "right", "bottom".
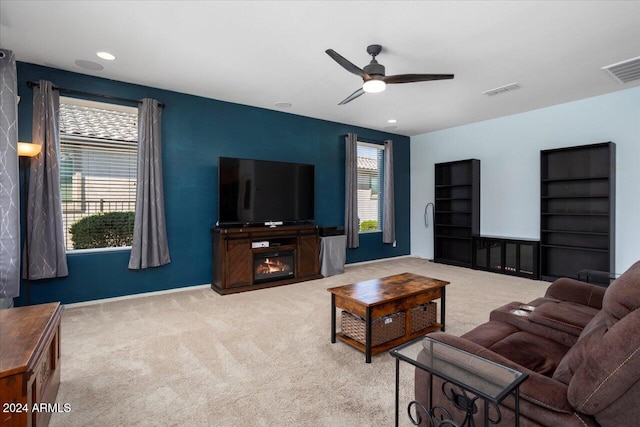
{"left": 411, "top": 86, "right": 640, "bottom": 272}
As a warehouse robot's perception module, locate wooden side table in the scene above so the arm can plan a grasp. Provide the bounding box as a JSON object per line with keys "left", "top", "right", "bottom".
{"left": 0, "top": 302, "right": 64, "bottom": 426}
{"left": 328, "top": 273, "right": 449, "bottom": 363}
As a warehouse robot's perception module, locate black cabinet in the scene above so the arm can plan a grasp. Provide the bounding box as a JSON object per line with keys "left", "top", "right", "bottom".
{"left": 434, "top": 159, "right": 480, "bottom": 267}
{"left": 473, "top": 236, "right": 540, "bottom": 279}
{"left": 540, "top": 142, "right": 615, "bottom": 282}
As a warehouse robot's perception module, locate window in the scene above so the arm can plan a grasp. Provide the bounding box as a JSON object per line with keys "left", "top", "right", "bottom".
{"left": 59, "top": 97, "right": 138, "bottom": 251}
{"left": 356, "top": 142, "right": 384, "bottom": 232}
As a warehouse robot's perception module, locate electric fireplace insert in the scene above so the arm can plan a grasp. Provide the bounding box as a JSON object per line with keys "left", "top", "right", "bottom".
{"left": 253, "top": 251, "right": 295, "bottom": 283}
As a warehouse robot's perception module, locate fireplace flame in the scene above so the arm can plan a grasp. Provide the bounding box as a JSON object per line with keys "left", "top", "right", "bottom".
{"left": 256, "top": 258, "right": 292, "bottom": 274}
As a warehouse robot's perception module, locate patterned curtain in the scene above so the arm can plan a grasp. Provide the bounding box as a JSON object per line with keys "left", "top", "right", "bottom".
{"left": 345, "top": 133, "right": 359, "bottom": 248}
{"left": 26, "top": 80, "right": 68, "bottom": 279}
{"left": 382, "top": 139, "right": 395, "bottom": 244}
{"left": 128, "top": 98, "right": 170, "bottom": 269}
{"left": 0, "top": 49, "right": 20, "bottom": 302}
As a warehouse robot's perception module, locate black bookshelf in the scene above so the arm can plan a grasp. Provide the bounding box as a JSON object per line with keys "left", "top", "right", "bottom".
{"left": 434, "top": 159, "right": 480, "bottom": 267}
{"left": 540, "top": 142, "right": 615, "bottom": 282}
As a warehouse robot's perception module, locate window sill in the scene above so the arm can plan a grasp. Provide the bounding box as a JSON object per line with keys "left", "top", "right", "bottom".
{"left": 66, "top": 246, "right": 132, "bottom": 255}
{"left": 359, "top": 230, "right": 382, "bottom": 234}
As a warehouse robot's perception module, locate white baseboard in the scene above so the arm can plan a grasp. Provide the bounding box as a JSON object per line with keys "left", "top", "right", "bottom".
{"left": 345, "top": 254, "right": 414, "bottom": 267}
{"left": 66, "top": 255, "right": 419, "bottom": 308}
{"left": 410, "top": 255, "right": 434, "bottom": 261}
{"left": 64, "top": 283, "right": 211, "bottom": 308}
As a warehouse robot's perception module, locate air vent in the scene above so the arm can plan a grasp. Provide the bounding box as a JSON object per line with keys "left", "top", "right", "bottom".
{"left": 602, "top": 56, "right": 640, "bottom": 84}
{"left": 482, "top": 83, "right": 521, "bottom": 96}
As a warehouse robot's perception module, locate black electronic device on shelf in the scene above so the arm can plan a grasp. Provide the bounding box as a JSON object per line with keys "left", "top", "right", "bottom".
{"left": 319, "top": 226, "right": 345, "bottom": 237}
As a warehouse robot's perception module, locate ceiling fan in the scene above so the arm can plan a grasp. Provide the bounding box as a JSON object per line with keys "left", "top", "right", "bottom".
{"left": 325, "top": 44, "right": 454, "bottom": 105}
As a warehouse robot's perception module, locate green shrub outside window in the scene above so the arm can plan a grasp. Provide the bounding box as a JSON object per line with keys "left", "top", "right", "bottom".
{"left": 359, "top": 220, "right": 379, "bottom": 232}
{"left": 69, "top": 211, "right": 135, "bottom": 249}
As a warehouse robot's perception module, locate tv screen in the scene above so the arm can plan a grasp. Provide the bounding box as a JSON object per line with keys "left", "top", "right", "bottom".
{"left": 218, "top": 157, "right": 315, "bottom": 226}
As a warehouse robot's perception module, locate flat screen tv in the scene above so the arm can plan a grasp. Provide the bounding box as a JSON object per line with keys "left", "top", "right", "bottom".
{"left": 218, "top": 157, "right": 315, "bottom": 226}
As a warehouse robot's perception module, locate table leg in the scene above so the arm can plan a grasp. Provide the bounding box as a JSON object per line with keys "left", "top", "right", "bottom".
{"left": 515, "top": 387, "right": 520, "bottom": 427}
{"left": 395, "top": 358, "right": 400, "bottom": 427}
{"left": 331, "top": 294, "right": 336, "bottom": 344}
{"left": 484, "top": 400, "right": 489, "bottom": 427}
{"left": 365, "top": 306, "right": 372, "bottom": 363}
{"left": 441, "top": 287, "right": 446, "bottom": 332}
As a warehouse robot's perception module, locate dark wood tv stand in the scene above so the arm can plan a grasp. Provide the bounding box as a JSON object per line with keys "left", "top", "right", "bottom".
{"left": 211, "top": 224, "right": 322, "bottom": 295}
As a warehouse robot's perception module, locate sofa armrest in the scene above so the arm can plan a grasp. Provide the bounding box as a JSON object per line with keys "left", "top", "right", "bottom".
{"left": 544, "top": 278, "right": 605, "bottom": 309}
{"left": 567, "top": 309, "right": 640, "bottom": 415}
{"left": 428, "top": 332, "right": 574, "bottom": 413}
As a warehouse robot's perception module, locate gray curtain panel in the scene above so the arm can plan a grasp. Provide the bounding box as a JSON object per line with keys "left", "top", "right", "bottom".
{"left": 128, "top": 98, "right": 170, "bottom": 269}
{"left": 382, "top": 139, "right": 395, "bottom": 244}
{"left": 344, "top": 133, "right": 359, "bottom": 248}
{"left": 0, "top": 49, "right": 21, "bottom": 299}
{"left": 26, "top": 80, "right": 68, "bottom": 279}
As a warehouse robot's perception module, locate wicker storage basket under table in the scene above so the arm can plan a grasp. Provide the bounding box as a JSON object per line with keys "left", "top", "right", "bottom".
{"left": 341, "top": 310, "right": 406, "bottom": 346}
{"left": 410, "top": 302, "right": 438, "bottom": 333}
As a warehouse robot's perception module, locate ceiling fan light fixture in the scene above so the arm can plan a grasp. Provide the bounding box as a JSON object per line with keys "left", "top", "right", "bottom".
{"left": 362, "top": 79, "right": 386, "bottom": 93}
{"left": 327, "top": 44, "right": 453, "bottom": 104}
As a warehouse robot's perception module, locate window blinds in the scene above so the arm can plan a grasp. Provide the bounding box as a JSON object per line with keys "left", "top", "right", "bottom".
{"left": 59, "top": 100, "right": 138, "bottom": 250}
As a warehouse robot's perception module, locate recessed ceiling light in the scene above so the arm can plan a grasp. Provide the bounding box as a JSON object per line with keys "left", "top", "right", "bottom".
{"left": 274, "top": 102, "right": 292, "bottom": 108}
{"left": 96, "top": 51, "right": 116, "bottom": 61}
{"left": 387, "top": 119, "right": 397, "bottom": 124}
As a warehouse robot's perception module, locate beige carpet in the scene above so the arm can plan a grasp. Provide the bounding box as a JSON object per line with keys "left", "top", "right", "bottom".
{"left": 51, "top": 257, "right": 548, "bottom": 426}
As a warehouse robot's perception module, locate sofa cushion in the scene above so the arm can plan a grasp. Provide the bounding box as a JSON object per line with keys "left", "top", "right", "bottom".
{"left": 462, "top": 321, "right": 570, "bottom": 377}
{"left": 551, "top": 260, "right": 640, "bottom": 426}
{"left": 568, "top": 310, "right": 640, "bottom": 415}
{"left": 552, "top": 310, "right": 608, "bottom": 385}
{"left": 544, "top": 277, "right": 605, "bottom": 309}
{"left": 554, "top": 261, "right": 640, "bottom": 383}
{"left": 602, "top": 260, "right": 640, "bottom": 324}
{"left": 425, "top": 332, "right": 578, "bottom": 416}
{"left": 486, "top": 331, "right": 569, "bottom": 377}
{"left": 528, "top": 301, "right": 599, "bottom": 337}
{"left": 490, "top": 301, "right": 582, "bottom": 348}
{"left": 461, "top": 319, "right": 520, "bottom": 348}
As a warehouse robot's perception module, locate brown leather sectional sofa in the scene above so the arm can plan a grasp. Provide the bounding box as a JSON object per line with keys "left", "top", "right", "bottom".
{"left": 415, "top": 260, "right": 640, "bottom": 426}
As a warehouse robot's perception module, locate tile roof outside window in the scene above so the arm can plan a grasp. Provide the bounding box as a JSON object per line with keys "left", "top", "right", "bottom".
{"left": 59, "top": 103, "right": 138, "bottom": 142}
{"left": 357, "top": 156, "right": 378, "bottom": 170}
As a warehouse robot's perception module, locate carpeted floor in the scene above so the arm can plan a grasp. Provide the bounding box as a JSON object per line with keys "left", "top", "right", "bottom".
{"left": 51, "top": 257, "right": 549, "bottom": 426}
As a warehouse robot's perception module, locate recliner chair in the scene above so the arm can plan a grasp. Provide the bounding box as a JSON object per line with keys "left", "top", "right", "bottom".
{"left": 415, "top": 260, "right": 640, "bottom": 426}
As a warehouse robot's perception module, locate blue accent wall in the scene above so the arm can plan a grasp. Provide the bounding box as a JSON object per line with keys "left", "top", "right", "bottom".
{"left": 15, "top": 62, "right": 410, "bottom": 305}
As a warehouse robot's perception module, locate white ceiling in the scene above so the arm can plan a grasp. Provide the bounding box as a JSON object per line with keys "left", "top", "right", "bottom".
{"left": 1, "top": 1, "right": 639, "bottom": 136}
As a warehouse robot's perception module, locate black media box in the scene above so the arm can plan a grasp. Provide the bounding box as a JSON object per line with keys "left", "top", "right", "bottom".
{"left": 319, "top": 226, "right": 345, "bottom": 237}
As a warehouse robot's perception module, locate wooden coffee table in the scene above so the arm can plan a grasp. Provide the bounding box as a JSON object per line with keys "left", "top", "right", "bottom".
{"left": 328, "top": 272, "right": 449, "bottom": 362}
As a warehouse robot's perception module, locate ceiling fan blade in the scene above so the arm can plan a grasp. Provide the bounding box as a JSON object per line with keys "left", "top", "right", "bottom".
{"left": 383, "top": 74, "right": 454, "bottom": 84}
{"left": 338, "top": 88, "right": 365, "bottom": 105}
{"left": 326, "top": 49, "right": 369, "bottom": 78}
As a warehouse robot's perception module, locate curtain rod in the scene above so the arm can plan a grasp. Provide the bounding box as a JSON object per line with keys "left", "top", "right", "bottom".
{"left": 26, "top": 81, "right": 165, "bottom": 108}
{"left": 344, "top": 134, "right": 385, "bottom": 145}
